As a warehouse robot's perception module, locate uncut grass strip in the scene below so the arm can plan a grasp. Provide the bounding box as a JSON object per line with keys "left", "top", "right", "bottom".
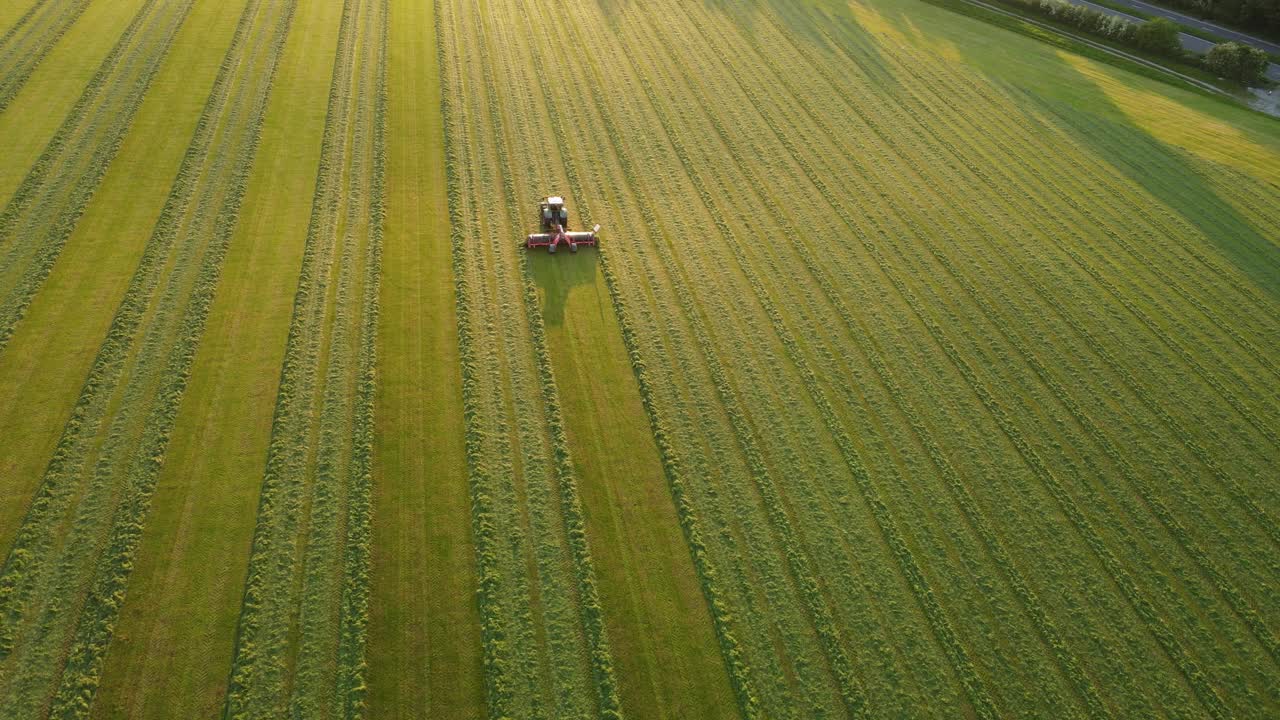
{"left": 469, "top": 10, "right": 623, "bottom": 715}
{"left": 554, "top": 11, "right": 991, "bottom": 720}
{"left": 0, "top": 0, "right": 90, "bottom": 112}
{"left": 636, "top": 27, "right": 1112, "bottom": 719}
{"left": 705, "top": 35, "right": 1234, "bottom": 720}
{"left": 752, "top": 12, "right": 1279, "bottom": 545}
{"left": 0, "top": 0, "right": 297, "bottom": 713}
{"left": 0, "top": 0, "right": 195, "bottom": 355}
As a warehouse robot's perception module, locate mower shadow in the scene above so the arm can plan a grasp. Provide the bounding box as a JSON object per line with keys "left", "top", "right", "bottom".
{"left": 528, "top": 247, "right": 600, "bottom": 328}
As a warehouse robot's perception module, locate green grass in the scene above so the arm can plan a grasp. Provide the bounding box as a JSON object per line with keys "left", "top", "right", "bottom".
{"left": 366, "top": 0, "right": 483, "bottom": 716}
{"left": 0, "top": 0, "right": 1276, "bottom": 717}
{"left": 86, "top": 0, "right": 340, "bottom": 715}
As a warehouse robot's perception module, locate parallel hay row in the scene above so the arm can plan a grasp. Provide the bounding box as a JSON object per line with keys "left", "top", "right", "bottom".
{"left": 0, "top": 0, "right": 92, "bottom": 111}
{"left": 436, "top": 0, "right": 622, "bottom": 716}
{"left": 444, "top": 0, "right": 1280, "bottom": 717}
{"left": 0, "top": 0, "right": 297, "bottom": 716}
{"left": 0, "top": 0, "right": 195, "bottom": 354}
{"left": 221, "top": 0, "right": 385, "bottom": 716}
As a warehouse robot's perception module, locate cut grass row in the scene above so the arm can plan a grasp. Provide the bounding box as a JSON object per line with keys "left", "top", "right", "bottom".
{"left": 0, "top": 0, "right": 196, "bottom": 354}
{"left": 0, "top": 0, "right": 298, "bottom": 715}
{"left": 477, "top": 0, "right": 1279, "bottom": 716}
{"left": 221, "top": 0, "right": 385, "bottom": 716}
{"left": 0, "top": 0, "right": 91, "bottom": 111}
{"left": 366, "top": 0, "right": 482, "bottom": 714}
{"left": 437, "top": 0, "right": 624, "bottom": 715}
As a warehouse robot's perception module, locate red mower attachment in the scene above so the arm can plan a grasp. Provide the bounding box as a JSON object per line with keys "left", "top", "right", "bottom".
{"left": 525, "top": 196, "right": 599, "bottom": 253}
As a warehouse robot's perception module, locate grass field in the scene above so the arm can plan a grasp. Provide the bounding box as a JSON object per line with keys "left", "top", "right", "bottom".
{"left": 0, "top": 0, "right": 1276, "bottom": 717}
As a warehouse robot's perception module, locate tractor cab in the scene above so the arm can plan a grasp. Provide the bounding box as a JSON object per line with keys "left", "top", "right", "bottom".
{"left": 526, "top": 195, "right": 599, "bottom": 253}
{"left": 539, "top": 196, "right": 569, "bottom": 230}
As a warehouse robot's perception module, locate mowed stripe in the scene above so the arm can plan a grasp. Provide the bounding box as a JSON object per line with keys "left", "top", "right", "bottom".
{"left": 0, "top": 0, "right": 148, "bottom": 205}
{"left": 366, "top": 0, "right": 483, "bottom": 714}
{"left": 479, "top": 0, "right": 743, "bottom": 715}
{"left": 221, "top": 0, "right": 385, "bottom": 715}
{"left": 0, "top": 0, "right": 298, "bottom": 715}
{"left": 438, "top": 0, "right": 624, "bottom": 715}
{"left": 0, "top": 0, "right": 92, "bottom": 111}
{"left": 0, "top": 0, "right": 197, "bottom": 354}
{"left": 0, "top": 0, "right": 246, "bottom": 554}
{"left": 87, "top": 0, "right": 343, "bottom": 715}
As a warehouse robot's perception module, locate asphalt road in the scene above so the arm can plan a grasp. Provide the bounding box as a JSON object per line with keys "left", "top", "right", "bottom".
{"left": 1068, "top": 0, "right": 1280, "bottom": 81}
{"left": 1101, "top": 0, "right": 1280, "bottom": 54}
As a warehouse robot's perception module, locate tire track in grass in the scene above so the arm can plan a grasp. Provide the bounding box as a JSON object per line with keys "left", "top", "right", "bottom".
{"left": 0, "top": 0, "right": 297, "bottom": 715}
{"left": 627, "top": 11, "right": 1115, "bottom": 717}
{"left": 0, "top": 0, "right": 195, "bottom": 354}
{"left": 0, "top": 0, "right": 91, "bottom": 111}
{"left": 221, "top": 0, "right": 383, "bottom": 716}
{"left": 685, "top": 9, "right": 1234, "bottom": 716}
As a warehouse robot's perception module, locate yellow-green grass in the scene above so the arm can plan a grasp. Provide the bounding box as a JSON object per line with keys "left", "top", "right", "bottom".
{"left": 0, "top": 0, "right": 147, "bottom": 205}
{"left": 447, "top": 0, "right": 1280, "bottom": 716}
{"left": 85, "top": 0, "right": 342, "bottom": 715}
{"left": 0, "top": 0, "right": 248, "bottom": 552}
{"left": 530, "top": 252, "right": 740, "bottom": 720}
{"left": 0, "top": 0, "right": 41, "bottom": 36}
{"left": 366, "top": 0, "right": 482, "bottom": 715}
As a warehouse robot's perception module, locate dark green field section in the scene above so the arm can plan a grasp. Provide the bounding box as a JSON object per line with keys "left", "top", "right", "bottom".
{"left": 0, "top": 0, "right": 1276, "bottom": 718}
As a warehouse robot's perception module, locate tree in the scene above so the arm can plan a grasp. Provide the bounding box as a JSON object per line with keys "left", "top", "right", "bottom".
{"left": 1134, "top": 18, "right": 1184, "bottom": 57}
{"left": 1204, "top": 41, "right": 1270, "bottom": 83}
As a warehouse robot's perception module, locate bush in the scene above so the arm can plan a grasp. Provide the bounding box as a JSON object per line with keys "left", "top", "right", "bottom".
{"left": 1204, "top": 41, "right": 1270, "bottom": 83}
{"left": 1020, "top": 0, "right": 1187, "bottom": 59}
{"left": 1134, "top": 18, "right": 1185, "bottom": 57}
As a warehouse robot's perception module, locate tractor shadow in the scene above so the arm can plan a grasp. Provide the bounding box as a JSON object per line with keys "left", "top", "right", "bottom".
{"left": 528, "top": 248, "right": 600, "bottom": 328}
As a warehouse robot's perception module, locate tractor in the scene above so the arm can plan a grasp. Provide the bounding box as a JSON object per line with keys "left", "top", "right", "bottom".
{"left": 525, "top": 196, "right": 599, "bottom": 253}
